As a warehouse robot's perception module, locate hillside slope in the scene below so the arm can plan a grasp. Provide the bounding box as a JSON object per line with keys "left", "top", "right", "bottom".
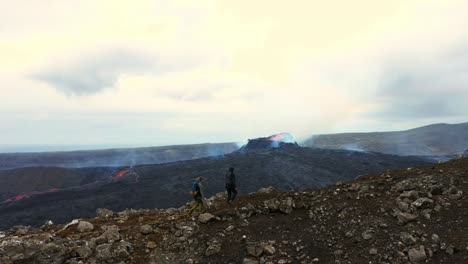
{"left": 0, "top": 158, "right": 466, "bottom": 263}
{"left": 0, "top": 145, "right": 429, "bottom": 229}
{"left": 304, "top": 122, "right": 468, "bottom": 156}
{"left": 0, "top": 143, "right": 238, "bottom": 170}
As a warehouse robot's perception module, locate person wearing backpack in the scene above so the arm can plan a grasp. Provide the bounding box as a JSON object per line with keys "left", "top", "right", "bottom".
{"left": 189, "top": 176, "right": 205, "bottom": 214}
{"left": 225, "top": 167, "right": 238, "bottom": 203}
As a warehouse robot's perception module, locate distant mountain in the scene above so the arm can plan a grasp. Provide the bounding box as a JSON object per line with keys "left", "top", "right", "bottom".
{"left": 303, "top": 122, "right": 468, "bottom": 156}
{"left": 0, "top": 145, "right": 430, "bottom": 229}
{"left": 0, "top": 143, "right": 238, "bottom": 170}
{"left": 463, "top": 149, "right": 468, "bottom": 157}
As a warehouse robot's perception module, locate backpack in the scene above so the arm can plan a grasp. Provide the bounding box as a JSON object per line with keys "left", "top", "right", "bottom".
{"left": 191, "top": 180, "right": 200, "bottom": 196}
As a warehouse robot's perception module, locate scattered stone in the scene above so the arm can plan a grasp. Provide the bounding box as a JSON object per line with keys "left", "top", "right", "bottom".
{"left": 362, "top": 229, "right": 374, "bottom": 240}
{"left": 401, "top": 232, "right": 417, "bottom": 244}
{"left": 247, "top": 244, "right": 264, "bottom": 257}
{"left": 263, "top": 244, "right": 276, "bottom": 255}
{"left": 147, "top": 241, "right": 157, "bottom": 249}
{"left": 205, "top": 243, "right": 221, "bottom": 256}
{"left": 446, "top": 245, "right": 455, "bottom": 255}
{"left": 243, "top": 258, "right": 260, "bottom": 264}
{"left": 334, "top": 249, "right": 344, "bottom": 258}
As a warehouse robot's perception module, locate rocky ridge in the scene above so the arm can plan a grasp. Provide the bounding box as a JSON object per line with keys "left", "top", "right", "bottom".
{"left": 1, "top": 158, "right": 467, "bottom": 264}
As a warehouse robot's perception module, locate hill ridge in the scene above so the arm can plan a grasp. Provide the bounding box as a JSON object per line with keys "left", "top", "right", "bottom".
{"left": 304, "top": 122, "right": 468, "bottom": 156}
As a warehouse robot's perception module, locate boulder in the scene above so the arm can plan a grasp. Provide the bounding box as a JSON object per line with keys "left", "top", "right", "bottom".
{"left": 396, "top": 212, "right": 418, "bottom": 224}
{"left": 412, "top": 198, "right": 434, "bottom": 209}
{"left": 279, "top": 197, "right": 294, "bottom": 214}
{"left": 140, "top": 225, "right": 153, "bottom": 235}
{"left": 257, "top": 186, "right": 275, "bottom": 194}
{"left": 408, "top": 246, "right": 427, "bottom": 262}
{"left": 77, "top": 221, "right": 94, "bottom": 233}
{"left": 97, "top": 226, "right": 120, "bottom": 244}
{"left": 400, "top": 190, "right": 419, "bottom": 200}
{"left": 95, "top": 244, "right": 112, "bottom": 261}
{"left": 397, "top": 201, "right": 410, "bottom": 212}
{"left": 75, "top": 245, "right": 92, "bottom": 258}
{"left": 96, "top": 208, "right": 114, "bottom": 219}
{"left": 198, "top": 213, "right": 215, "bottom": 224}
{"left": 264, "top": 199, "right": 280, "bottom": 211}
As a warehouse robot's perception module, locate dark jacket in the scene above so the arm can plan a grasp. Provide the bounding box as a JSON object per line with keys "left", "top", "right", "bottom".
{"left": 225, "top": 172, "right": 236, "bottom": 188}
{"left": 192, "top": 179, "right": 204, "bottom": 198}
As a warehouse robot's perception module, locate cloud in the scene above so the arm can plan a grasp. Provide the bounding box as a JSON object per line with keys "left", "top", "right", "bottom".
{"left": 3, "top": 0, "right": 468, "bottom": 146}
{"left": 369, "top": 47, "right": 468, "bottom": 120}
{"left": 33, "top": 49, "right": 155, "bottom": 96}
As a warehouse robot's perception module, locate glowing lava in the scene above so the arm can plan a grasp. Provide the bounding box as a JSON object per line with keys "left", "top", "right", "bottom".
{"left": 269, "top": 134, "right": 284, "bottom": 141}
{"left": 2, "top": 194, "right": 32, "bottom": 203}
{"left": 112, "top": 169, "right": 131, "bottom": 179}
{"left": 2, "top": 188, "right": 61, "bottom": 204}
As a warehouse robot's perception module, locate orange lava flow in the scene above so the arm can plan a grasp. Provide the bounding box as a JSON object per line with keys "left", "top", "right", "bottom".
{"left": 2, "top": 194, "right": 32, "bottom": 203}
{"left": 112, "top": 169, "right": 130, "bottom": 179}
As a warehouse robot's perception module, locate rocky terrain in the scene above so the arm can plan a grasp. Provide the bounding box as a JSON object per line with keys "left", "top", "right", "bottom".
{"left": 0, "top": 145, "right": 429, "bottom": 230}
{"left": 0, "top": 157, "right": 466, "bottom": 264}
{"left": 0, "top": 143, "right": 238, "bottom": 170}
{"left": 304, "top": 122, "right": 468, "bottom": 156}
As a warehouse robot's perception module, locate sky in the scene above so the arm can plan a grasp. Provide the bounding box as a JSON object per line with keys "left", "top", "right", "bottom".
{"left": 1, "top": 0, "right": 468, "bottom": 150}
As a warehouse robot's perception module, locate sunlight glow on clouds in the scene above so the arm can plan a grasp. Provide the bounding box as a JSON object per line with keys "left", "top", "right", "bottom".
{"left": 1, "top": 0, "right": 468, "bottom": 146}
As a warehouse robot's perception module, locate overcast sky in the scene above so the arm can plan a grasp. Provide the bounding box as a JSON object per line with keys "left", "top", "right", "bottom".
{"left": 1, "top": 0, "right": 468, "bottom": 149}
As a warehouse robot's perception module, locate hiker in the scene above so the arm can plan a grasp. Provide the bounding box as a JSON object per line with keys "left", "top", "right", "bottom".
{"left": 225, "top": 167, "right": 238, "bottom": 203}
{"left": 189, "top": 176, "right": 205, "bottom": 214}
